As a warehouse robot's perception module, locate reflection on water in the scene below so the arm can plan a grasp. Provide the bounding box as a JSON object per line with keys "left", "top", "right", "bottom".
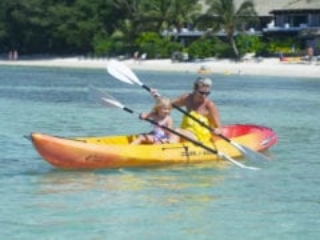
{"left": 36, "top": 164, "right": 227, "bottom": 194}
{"left": 33, "top": 164, "right": 228, "bottom": 217}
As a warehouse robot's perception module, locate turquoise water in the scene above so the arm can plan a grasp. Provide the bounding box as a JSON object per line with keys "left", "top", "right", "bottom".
{"left": 0, "top": 65, "right": 319, "bottom": 239}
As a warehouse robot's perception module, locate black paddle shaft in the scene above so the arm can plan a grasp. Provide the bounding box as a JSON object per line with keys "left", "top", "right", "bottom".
{"left": 143, "top": 118, "right": 219, "bottom": 155}
{"left": 123, "top": 103, "right": 220, "bottom": 156}
{"left": 142, "top": 84, "right": 151, "bottom": 92}
{"left": 172, "top": 104, "right": 231, "bottom": 143}
{"left": 142, "top": 83, "right": 231, "bottom": 143}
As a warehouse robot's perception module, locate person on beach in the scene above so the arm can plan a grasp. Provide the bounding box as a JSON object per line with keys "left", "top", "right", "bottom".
{"left": 131, "top": 97, "right": 174, "bottom": 144}
{"left": 133, "top": 51, "right": 139, "bottom": 62}
{"left": 152, "top": 77, "right": 222, "bottom": 143}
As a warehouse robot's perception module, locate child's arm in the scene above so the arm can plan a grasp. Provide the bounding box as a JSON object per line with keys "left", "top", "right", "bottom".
{"left": 139, "top": 112, "right": 154, "bottom": 120}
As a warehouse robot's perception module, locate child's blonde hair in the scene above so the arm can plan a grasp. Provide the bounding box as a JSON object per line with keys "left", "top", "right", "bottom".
{"left": 151, "top": 97, "right": 172, "bottom": 114}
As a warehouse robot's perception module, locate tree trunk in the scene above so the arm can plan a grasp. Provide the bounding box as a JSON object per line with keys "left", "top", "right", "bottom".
{"left": 230, "top": 36, "right": 239, "bottom": 59}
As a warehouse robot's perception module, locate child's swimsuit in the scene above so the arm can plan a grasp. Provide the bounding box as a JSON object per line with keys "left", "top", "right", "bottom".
{"left": 150, "top": 116, "right": 169, "bottom": 143}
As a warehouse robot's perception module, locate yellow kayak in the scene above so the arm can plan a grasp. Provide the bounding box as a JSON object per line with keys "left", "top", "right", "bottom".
{"left": 30, "top": 124, "right": 278, "bottom": 170}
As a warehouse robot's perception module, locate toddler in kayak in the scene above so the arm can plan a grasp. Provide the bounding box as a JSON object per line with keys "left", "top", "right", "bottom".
{"left": 131, "top": 97, "right": 174, "bottom": 144}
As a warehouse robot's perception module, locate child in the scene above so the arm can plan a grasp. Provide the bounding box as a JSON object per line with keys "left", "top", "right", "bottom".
{"left": 131, "top": 98, "right": 174, "bottom": 144}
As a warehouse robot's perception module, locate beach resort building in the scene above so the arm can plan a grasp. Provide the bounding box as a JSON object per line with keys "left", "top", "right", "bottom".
{"left": 165, "top": 0, "right": 320, "bottom": 53}
{"left": 259, "top": 0, "right": 320, "bottom": 51}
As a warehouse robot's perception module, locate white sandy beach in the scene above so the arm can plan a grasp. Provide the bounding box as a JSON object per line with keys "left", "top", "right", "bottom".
{"left": 1, "top": 57, "right": 319, "bottom": 78}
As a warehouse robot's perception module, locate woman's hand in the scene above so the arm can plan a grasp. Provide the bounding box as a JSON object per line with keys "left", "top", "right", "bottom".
{"left": 212, "top": 127, "right": 223, "bottom": 135}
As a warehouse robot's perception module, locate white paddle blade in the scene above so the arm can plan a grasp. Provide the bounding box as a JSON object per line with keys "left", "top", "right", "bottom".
{"left": 107, "top": 60, "right": 134, "bottom": 84}
{"left": 234, "top": 143, "right": 270, "bottom": 162}
{"left": 88, "top": 85, "right": 124, "bottom": 109}
{"left": 107, "top": 60, "right": 142, "bottom": 86}
{"left": 219, "top": 152, "right": 260, "bottom": 170}
{"left": 100, "top": 97, "right": 124, "bottom": 109}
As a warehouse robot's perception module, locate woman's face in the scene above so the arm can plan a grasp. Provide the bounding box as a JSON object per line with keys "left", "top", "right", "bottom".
{"left": 195, "top": 85, "right": 211, "bottom": 99}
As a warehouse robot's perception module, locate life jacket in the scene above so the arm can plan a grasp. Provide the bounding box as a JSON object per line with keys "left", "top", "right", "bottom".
{"left": 180, "top": 111, "right": 212, "bottom": 142}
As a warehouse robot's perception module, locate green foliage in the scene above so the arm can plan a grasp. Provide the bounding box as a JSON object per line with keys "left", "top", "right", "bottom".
{"left": 0, "top": 22, "right": 7, "bottom": 40}
{"left": 188, "top": 39, "right": 213, "bottom": 58}
{"left": 236, "top": 35, "right": 263, "bottom": 56}
{"left": 259, "top": 37, "right": 302, "bottom": 56}
{"left": 92, "top": 31, "right": 111, "bottom": 56}
{"left": 135, "top": 32, "right": 183, "bottom": 58}
{"left": 135, "top": 32, "right": 160, "bottom": 46}
{"left": 0, "top": 0, "right": 119, "bottom": 54}
{"left": 0, "top": 0, "right": 313, "bottom": 59}
{"left": 138, "top": 0, "right": 201, "bottom": 33}
{"left": 198, "top": 0, "right": 258, "bottom": 57}
{"left": 165, "top": 41, "right": 184, "bottom": 56}
{"left": 135, "top": 32, "right": 160, "bottom": 58}
{"left": 187, "top": 37, "right": 229, "bottom": 59}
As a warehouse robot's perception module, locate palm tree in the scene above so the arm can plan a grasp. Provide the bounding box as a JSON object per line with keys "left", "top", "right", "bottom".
{"left": 140, "top": 0, "right": 201, "bottom": 33}
{"left": 198, "top": 0, "right": 258, "bottom": 58}
{"left": 110, "top": 0, "right": 145, "bottom": 48}
{"left": 167, "top": 0, "right": 202, "bottom": 32}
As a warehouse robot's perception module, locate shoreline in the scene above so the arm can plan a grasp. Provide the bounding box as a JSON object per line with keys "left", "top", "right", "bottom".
{"left": 1, "top": 57, "right": 319, "bottom": 78}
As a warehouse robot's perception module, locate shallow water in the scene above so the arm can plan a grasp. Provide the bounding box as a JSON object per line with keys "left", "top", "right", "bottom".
{"left": 0, "top": 65, "right": 319, "bottom": 239}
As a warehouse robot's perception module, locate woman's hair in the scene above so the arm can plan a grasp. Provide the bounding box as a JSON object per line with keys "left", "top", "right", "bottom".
{"left": 193, "top": 77, "right": 212, "bottom": 90}
{"left": 151, "top": 97, "right": 172, "bottom": 114}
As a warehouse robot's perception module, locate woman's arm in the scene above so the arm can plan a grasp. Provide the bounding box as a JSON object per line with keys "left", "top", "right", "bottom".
{"left": 139, "top": 112, "right": 154, "bottom": 120}
{"left": 207, "top": 100, "right": 222, "bottom": 129}
{"left": 171, "top": 93, "right": 189, "bottom": 107}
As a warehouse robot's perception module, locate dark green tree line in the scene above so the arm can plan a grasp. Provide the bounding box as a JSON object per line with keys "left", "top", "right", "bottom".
{"left": 0, "top": 0, "right": 264, "bottom": 58}
{"left": 0, "top": 0, "right": 123, "bottom": 55}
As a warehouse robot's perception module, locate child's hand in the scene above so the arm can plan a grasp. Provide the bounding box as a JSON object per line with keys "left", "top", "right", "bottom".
{"left": 150, "top": 88, "right": 161, "bottom": 98}
{"left": 139, "top": 113, "right": 148, "bottom": 120}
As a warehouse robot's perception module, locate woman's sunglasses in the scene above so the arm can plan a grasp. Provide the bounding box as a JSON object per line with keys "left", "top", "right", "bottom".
{"left": 197, "top": 90, "right": 211, "bottom": 96}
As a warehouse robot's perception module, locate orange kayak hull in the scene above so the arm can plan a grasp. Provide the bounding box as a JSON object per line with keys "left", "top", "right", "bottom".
{"left": 30, "top": 124, "right": 278, "bottom": 169}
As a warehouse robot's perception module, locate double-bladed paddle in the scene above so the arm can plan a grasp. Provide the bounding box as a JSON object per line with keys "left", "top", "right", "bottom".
{"left": 89, "top": 85, "right": 259, "bottom": 170}
{"left": 106, "top": 60, "right": 269, "bottom": 162}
